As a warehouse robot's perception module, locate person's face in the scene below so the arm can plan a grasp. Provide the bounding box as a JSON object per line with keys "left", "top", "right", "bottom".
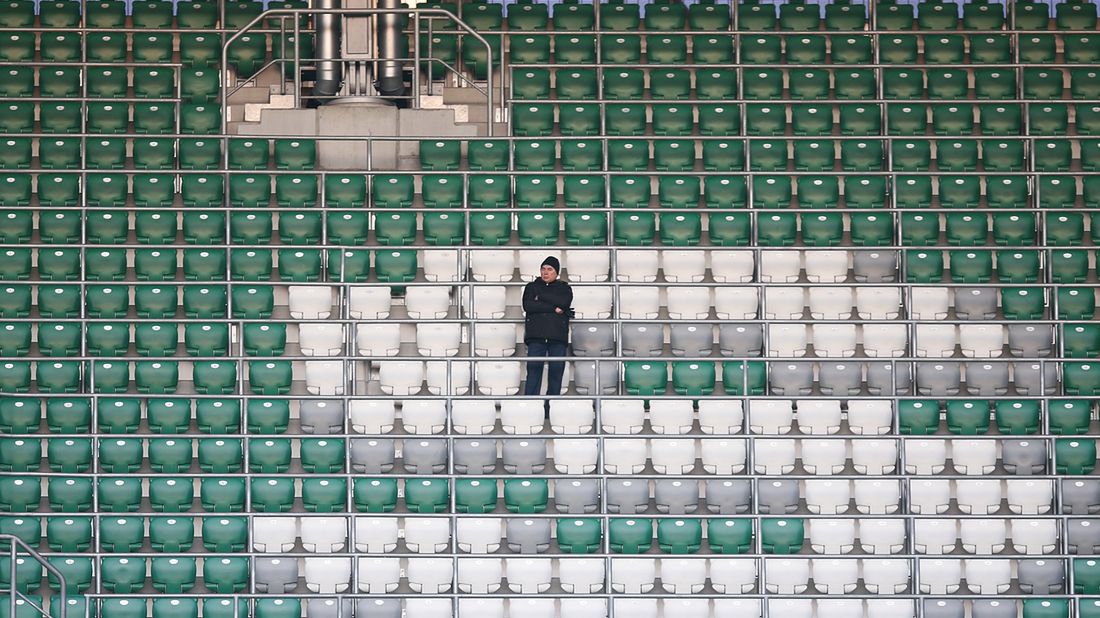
{"left": 541, "top": 265, "right": 558, "bottom": 282}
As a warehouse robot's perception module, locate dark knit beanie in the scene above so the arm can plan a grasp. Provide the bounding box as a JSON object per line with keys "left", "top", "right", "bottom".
{"left": 541, "top": 256, "right": 560, "bottom": 274}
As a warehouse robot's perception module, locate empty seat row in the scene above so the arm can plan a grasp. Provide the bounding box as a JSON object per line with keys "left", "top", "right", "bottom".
{"left": 0, "top": 0, "right": 298, "bottom": 29}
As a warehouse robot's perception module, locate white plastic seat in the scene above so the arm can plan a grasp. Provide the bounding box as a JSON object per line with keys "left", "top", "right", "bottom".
{"left": 356, "top": 557, "right": 401, "bottom": 593}
{"left": 405, "top": 286, "right": 451, "bottom": 319}
{"left": 516, "top": 251, "right": 549, "bottom": 281}
{"left": 510, "top": 599, "right": 554, "bottom": 618}
{"left": 455, "top": 518, "right": 502, "bottom": 553}
{"left": 425, "top": 359, "right": 471, "bottom": 396}
{"left": 802, "top": 439, "right": 847, "bottom": 475}
{"left": 602, "top": 439, "right": 647, "bottom": 475}
{"left": 853, "top": 479, "right": 901, "bottom": 514}
{"left": 550, "top": 399, "right": 595, "bottom": 434}
{"left": 377, "top": 360, "right": 425, "bottom": 395}
{"left": 914, "top": 519, "right": 959, "bottom": 555}
{"left": 253, "top": 517, "right": 297, "bottom": 553}
{"left": 960, "top": 518, "right": 1006, "bottom": 554}
{"left": 404, "top": 517, "right": 450, "bottom": 554}
{"left": 304, "top": 557, "right": 350, "bottom": 593}
{"left": 811, "top": 559, "right": 859, "bottom": 594}
{"left": 909, "top": 480, "right": 951, "bottom": 514}
{"left": 759, "top": 250, "right": 801, "bottom": 282}
{"left": 714, "top": 287, "right": 759, "bottom": 319}
{"left": 475, "top": 361, "right": 521, "bottom": 395}
{"left": 748, "top": 400, "right": 794, "bottom": 434}
{"left": 918, "top": 558, "right": 963, "bottom": 594}
{"left": 753, "top": 439, "right": 796, "bottom": 475}
{"left": 500, "top": 400, "right": 545, "bottom": 434}
{"left": 910, "top": 287, "right": 951, "bottom": 320}
{"left": 804, "top": 251, "right": 849, "bottom": 283}
{"left": 858, "top": 519, "right": 906, "bottom": 555}
{"left": 856, "top": 287, "right": 901, "bottom": 319}
{"left": 288, "top": 285, "right": 334, "bottom": 319}
{"left": 862, "top": 559, "right": 910, "bottom": 595}
{"left": 698, "top": 400, "right": 743, "bottom": 434}
{"left": 601, "top": 400, "right": 646, "bottom": 434}
{"left": 951, "top": 439, "right": 997, "bottom": 475}
{"left": 301, "top": 516, "right": 347, "bottom": 553}
{"left": 422, "top": 249, "right": 463, "bottom": 282}
{"left": 552, "top": 439, "right": 598, "bottom": 474}
{"left": 505, "top": 558, "right": 552, "bottom": 593}
{"left": 916, "top": 324, "right": 957, "bottom": 358}
{"left": 559, "top": 600, "right": 606, "bottom": 618}
{"left": 861, "top": 324, "right": 908, "bottom": 357}
{"left": 903, "top": 439, "right": 948, "bottom": 474}
{"left": 355, "top": 324, "right": 400, "bottom": 356}
{"left": 613, "top": 599, "right": 657, "bottom": 618}
{"left": 851, "top": 440, "right": 898, "bottom": 475}
{"left": 297, "top": 323, "right": 345, "bottom": 357}
{"left": 304, "top": 360, "right": 345, "bottom": 395}
{"left": 457, "top": 599, "right": 503, "bottom": 618}
{"left": 650, "top": 439, "right": 696, "bottom": 474}
{"left": 767, "top": 324, "right": 808, "bottom": 357}
{"left": 847, "top": 400, "right": 893, "bottom": 435}
{"left": 955, "top": 479, "right": 1003, "bottom": 515}
{"left": 796, "top": 400, "right": 842, "bottom": 434}
{"left": 963, "top": 558, "right": 1011, "bottom": 594}
{"left": 867, "top": 600, "right": 914, "bottom": 618}
{"left": 405, "top": 599, "right": 453, "bottom": 618}
{"left": 573, "top": 285, "right": 613, "bottom": 319}
{"left": 348, "top": 286, "right": 391, "bottom": 319}
{"left": 1010, "top": 519, "right": 1057, "bottom": 554}
{"left": 700, "top": 439, "right": 746, "bottom": 475}
{"left": 804, "top": 480, "right": 851, "bottom": 515}
{"left": 658, "top": 558, "right": 706, "bottom": 594}
{"left": 456, "top": 558, "right": 503, "bottom": 593}
{"left": 811, "top": 324, "right": 858, "bottom": 358}
{"left": 661, "top": 250, "right": 707, "bottom": 283}
{"left": 401, "top": 400, "right": 448, "bottom": 434}
{"left": 710, "top": 250, "right": 755, "bottom": 283}
{"left": 353, "top": 517, "right": 398, "bottom": 553}
{"left": 709, "top": 558, "right": 757, "bottom": 594}
{"left": 809, "top": 519, "right": 856, "bottom": 554}
{"left": 558, "top": 558, "right": 605, "bottom": 593}
{"left": 450, "top": 400, "right": 496, "bottom": 435}
{"left": 349, "top": 400, "right": 396, "bottom": 434}
{"left": 763, "top": 287, "right": 805, "bottom": 320}
{"left": 817, "top": 600, "right": 863, "bottom": 618}
{"left": 809, "top": 286, "right": 853, "bottom": 319}
{"left": 564, "top": 249, "right": 610, "bottom": 282}
{"left": 1006, "top": 480, "right": 1053, "bottom": 515}
{"left": 406, "top": 557, "right": 454, "bottom": 593}
{"left": 610, "top": 558, "right": 657, "bottom": 593}
{"left": 662, "top": 598, "right": 709, "bottom": 618}
{"left": 959, "top": 324, "right": 1004, "bottom": 358}
{"left": 767, "top": 600, "right": 812, "bottom": 618}
{"left": 667, "top": 287, "right": 711, "bottom": 319}
{"left": 649, "top": 400, "right": 694, "bottom": 435}
{"left": 615, "top": 250, "right": 659, "bottom": 282}
{"left": 764, "top": 558, "right": 810, "bottom": 593}
{"left": 416, "top": 323, "right": 462, "bottom": 356}
{"left": 461, "top": 286, "right": 507, "bottom": 319}
{"left": 617, "top": 286, "right": 661, "bottom": 319}
{"left": 472, "top": 323, "right": 516, "bottom": 357}
{"left": 470, "top": 250, "right": 516, "bottom": 282}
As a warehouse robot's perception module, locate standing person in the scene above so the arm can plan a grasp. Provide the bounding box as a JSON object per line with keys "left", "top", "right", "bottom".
{"left": 523, "top": 256, "right": 573, "bottom": 407}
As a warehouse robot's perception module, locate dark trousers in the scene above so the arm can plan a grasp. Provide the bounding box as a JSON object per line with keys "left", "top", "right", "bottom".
{"left": 524, "top": 339, "right": 568, "bottom": 397}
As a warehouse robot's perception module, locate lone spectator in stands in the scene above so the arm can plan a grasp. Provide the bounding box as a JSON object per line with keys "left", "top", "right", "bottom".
{"left": 522, "top": 256, "right": 573, "bottom": 407}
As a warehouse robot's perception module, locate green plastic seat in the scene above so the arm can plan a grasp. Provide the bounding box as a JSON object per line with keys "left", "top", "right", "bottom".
{"left": 0, "top": 398, "right": 38, "bottom": 433}
{"left": 722, "top": 361, "right": 766, "bottom": 395}
{"left": 99, "top": 516, "right": 143, "bottom": 552}
{"left": 944, "top": 400, "right": 990, "bottom": 435}
{"left": 151, "top": 556, "right": 197, "bottom": 593}
{"left": 0, "top": 438, "right": 39, "bottom": 472}
{"left": 202, "top": 557, "right": 248, "bottom": 594}
{"left": 657, "top": 518, "right": 703, "bottom": 554}
{"left": 404, "top": 478, "right": 450, "bottom": 513}
{"left": 1058, "top": 287, "right": 1096, "bottom": 320}
{"left": 351, "top": 479, "right": 397, "bottom": 513}
{"left": 671, "top": 361, "right": 715, "bottom": 395}
{"left": 1055, "top": 438, "right": 1097, "bottom": 474}
{"left": 97, "top": 477, "right": 142, "bottom": 513}
{"left": 707, "top": 519, "right": 753, "bottom": 554}
{"left": 300, "top": 439, "right": 345, "bottom": 474}
{"left": 99, "top": 438, "right": 143, "bottom": 473}
{"left": 761, "top": 518, "right": 805, "bottom": 554}
{"left": 503, "top": 479, "right": 547, "bottom": 513}
{"left": 609, "top": 518, "right": 653, "bottom": 554}
{"left": 47, "top": 438, "right": 93, "bottom": 472}
{"left": 102, "top": 557, "right": 146, "bottom": 593}
{"left": 1050, "top": 399, "right": 1092, "bottom": 435}
{"left": 455, "top": 478, "right": 498, "bottom": 513}
{"left": 623, "top": 361, "right": 668, "bottom": 395}
{"left": 47, "top": 476, "right": 94, "bottom": 512}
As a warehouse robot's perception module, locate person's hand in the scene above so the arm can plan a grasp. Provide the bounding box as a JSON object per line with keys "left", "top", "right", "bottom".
{"left": 554, "top": 307, "right": 564, "bottom": 314}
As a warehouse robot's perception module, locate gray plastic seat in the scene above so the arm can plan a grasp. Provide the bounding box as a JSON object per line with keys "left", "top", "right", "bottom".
{"left": 670, "top": 324, "right": 713, "bottom": 357}
{"left": 972, "top": 600, "right": 1017, "bottom": 618}
{"left": 356, "top": 599, "right": 402, "bottom": 618}
{"left": 705, "top": 480, "right": 752, "bottom": 515}
{"left": 866, "top": 362, "right": 912, "bottom": 396}
{"left": 1007, "top": 325, "right": 1053, "bottom": 358}
{"left": 300, "top": 400, "right": 345, "bottom": 434}
{"left": 819, "top": 362, "right": 862, "bottom": 396}
{"left": 922, "top": 600, "right": 964, "bottom": 618}
{"left": 757, "top": 479, "right": 800, "bottom": 514}
{"left": 964, "top": 362, "right": 1010, "bottom": 396}
{"left": 571, "top": 324, "right": 615, "bottom": 357}
{"left": 573, "top": 359, "right": 619, "bottom": 395}
{"left": 953, "top": 287, "right": 998, "bottom": 320}
{"left": 1012, "top": 362, "right": 1059, "bottom": 396}
{"left": 655, "top": 480, "right": 700, "bottom": 514}
{"left": 502, "top": 438, "right": 546, "bottom": 475}
{"left": 254, "top": 558, "right": 299, "bottom": 593}
{"left": 719, "top": 325, "right": 763, "bottom": 357}
{"left": 553, "top": 479, "right": 600, "bottom": 514}
{"left": 1001, "top": 440, "right": 1047, "bottom": 475}
{"left": 852, "top": 251, "right": 898, "bottom": 282}
{"left": 402, "top": 439, "right": 448, "bottom": 474}
{"left": 349, "top": 439, "right": 396, "bottom": 473}
{"left": 768, "top": 362, "right": 814, "bottom": 396}
{"left": 1067, "top": 519, "right": 1100, "bottom": 554}
{"left": 1062, "top": 480, "right": 1100, "bottom": 514}
{"left": 506, "top": 518, "right": 552, "bottom": 553}
{"left": 916, "top": 362, "right": 962, "bottom": 396}
{"left": 453, "top": 439, "right": 496, "bottom": 474}
{"left": 307, "top": 598, "right": 353, "bottom": 618}
{"left": 621, "top": 323, "right": 664, "bottom": 356}
{"left": 1016, "top": 559, "right": 1065, "bottom": 594}
{"left": 607, "top": 479, "right": 651, "bottom": 514}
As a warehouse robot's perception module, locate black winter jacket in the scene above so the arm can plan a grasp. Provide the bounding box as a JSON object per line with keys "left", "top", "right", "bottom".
{"left": 523, "top": 278, "right": 573, "bottom": 343}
